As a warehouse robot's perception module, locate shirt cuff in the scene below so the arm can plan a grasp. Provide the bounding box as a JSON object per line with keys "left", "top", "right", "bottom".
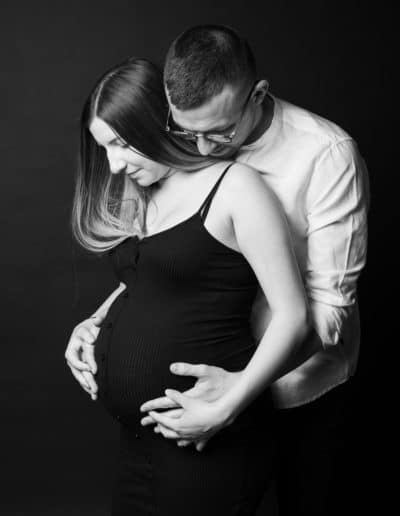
{"left": 309, "top": 300, "right": 345, "bottom": 349}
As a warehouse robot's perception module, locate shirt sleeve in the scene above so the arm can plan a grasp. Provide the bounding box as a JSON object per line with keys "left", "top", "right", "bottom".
{"left": 305, "top": 138, "right": 369, "bottom": 348}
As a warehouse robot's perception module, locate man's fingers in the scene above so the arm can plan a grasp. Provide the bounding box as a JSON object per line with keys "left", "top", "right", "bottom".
{"left": 195, "top": 438, "right": 210, "bottom": 452}
{"left": 177, "top": 439, "right": 192, "bottom": 447}
{"left": 149, "top": 411, "right": 179, "bottom": 432}
{"left": 155, "top": 424, "right": 180, "bottom": 439}
{"left": 169, "top": 362, "right": 210, "bottom": 378}
{"left": 141, "top": 415, "right": 157, "bottom": 426}
{"left": 140, "top": 396, "right": 179, "bottom": 413}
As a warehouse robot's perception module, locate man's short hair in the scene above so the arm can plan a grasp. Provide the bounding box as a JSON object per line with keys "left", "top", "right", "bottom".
{"left": 164, "top": 24, "right": 257, "bottom": 110}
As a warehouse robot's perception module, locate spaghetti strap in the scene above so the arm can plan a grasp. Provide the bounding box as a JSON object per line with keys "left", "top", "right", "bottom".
{"left": 198, "top": 163, "right": 235, "bottom": 221}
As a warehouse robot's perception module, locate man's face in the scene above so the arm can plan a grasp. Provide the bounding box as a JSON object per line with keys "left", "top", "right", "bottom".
{"left": 166, "top": 83, "right": 256, "bottom": 158}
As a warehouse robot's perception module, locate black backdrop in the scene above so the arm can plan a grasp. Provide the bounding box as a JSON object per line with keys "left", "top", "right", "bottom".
{"left": 1, "top": 1, "right": 393, "bottom": 514}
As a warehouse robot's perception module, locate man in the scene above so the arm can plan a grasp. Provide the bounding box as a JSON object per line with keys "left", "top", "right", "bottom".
{"left": 140, "top": 25, "right": 369, "bottom": 515}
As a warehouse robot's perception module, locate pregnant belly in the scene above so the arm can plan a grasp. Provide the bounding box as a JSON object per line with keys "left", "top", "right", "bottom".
{"left": 94, "top": 300, "right": 257, "bottom": 425}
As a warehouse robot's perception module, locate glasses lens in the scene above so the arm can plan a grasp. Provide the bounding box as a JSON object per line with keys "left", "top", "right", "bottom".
{"left": 170, "top": 130, "right": 197, "bottom": 141}
{"left": 206, "top": 134, "right": 232, "bottom": 143}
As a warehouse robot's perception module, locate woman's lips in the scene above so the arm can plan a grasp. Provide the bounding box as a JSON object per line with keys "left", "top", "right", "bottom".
{"left": 127, "top": 168, "right": 141, "bottom": 177}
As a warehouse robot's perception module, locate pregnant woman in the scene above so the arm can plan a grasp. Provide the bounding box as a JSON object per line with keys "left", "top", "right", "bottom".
{"left": 66, "top": 57, "right": 308, "bottom": 515}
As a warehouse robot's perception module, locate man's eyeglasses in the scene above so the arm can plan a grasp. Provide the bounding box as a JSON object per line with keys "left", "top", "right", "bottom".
{"left": 165, "top": 81, "right": 257, "bottom": 144}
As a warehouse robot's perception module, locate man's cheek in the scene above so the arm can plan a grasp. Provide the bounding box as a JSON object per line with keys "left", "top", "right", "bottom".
{"left": 211, "top": 146, "right": 239, "bottom": 158}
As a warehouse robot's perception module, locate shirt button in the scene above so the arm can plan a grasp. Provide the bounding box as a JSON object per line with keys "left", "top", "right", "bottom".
{"left": 106, "top": 322, "right": 113, "bottom": 329}
{"left": 101, "top": 353, "right": 106, "bottom": 363}
{"left": 123, "top": 292, "right": 129, "bottom": 298}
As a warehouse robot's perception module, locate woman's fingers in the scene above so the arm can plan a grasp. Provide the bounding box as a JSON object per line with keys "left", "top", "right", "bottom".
{"left": 65, "top": 319, "right": 100, "bottom": 371}
{"left": 82, "top": 371, "right": 98, "bottom": 399}
{"left": 65, "top": 337, "right": 91, "bottom": 371}
{"left": 169, "top": 362, "right": 210, "bottom": 378}
{"left": 140, "top": 396, "right": 179, "bottom": 413}
{"left": 68, "top": 364, "right": 98, "bottom": 400}
{"left": 66, "top": 354, "right": 91, "bottom": 371}
{"left": 77, "top": 326, "right": 96, "bottom": 345}
{"left": 68, "top": 363, "right": 90, "bottom": 390}
{"left": 82, "top": 342, "right": 97, "bottom": 375}
{"left": 141, "top": 408, "right": 183, "bottom": 426}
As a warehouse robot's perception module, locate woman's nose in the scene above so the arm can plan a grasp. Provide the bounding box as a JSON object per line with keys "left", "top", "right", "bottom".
{"left": 196, "top": 136, "right": 218, "bottom": 156}
{"left": 107, "top": 149, "right": 126, "bottom": 174}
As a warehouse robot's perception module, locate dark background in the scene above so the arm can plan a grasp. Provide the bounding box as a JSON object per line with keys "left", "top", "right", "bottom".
{"left": 1, "top": 1, "right": 393, "bottom": 514}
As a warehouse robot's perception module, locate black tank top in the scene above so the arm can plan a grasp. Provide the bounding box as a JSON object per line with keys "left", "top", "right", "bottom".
{"left": 95, "top": 163, "right": 263, "bottom": 424}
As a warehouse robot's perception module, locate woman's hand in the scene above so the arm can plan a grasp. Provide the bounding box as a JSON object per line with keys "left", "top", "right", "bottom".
{"left": 147, "top": 389, "right": 234, "bottom": 449}
{"left": 140, "top": 365, "right": 242, "bottom": 450}
{"left": 64, "top": 315, "right": 103, "bottom": 400}
{"left": 141, "top": 363, "right": 241, "bottom": 411}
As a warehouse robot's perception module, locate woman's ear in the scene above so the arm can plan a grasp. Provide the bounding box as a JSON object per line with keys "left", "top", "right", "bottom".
{"left": 252, "top": 80, "right": 269, "bottom": 105}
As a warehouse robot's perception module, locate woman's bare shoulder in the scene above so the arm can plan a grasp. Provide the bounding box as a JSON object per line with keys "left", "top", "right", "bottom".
{"left": 222, "top": 162, "right": 278, "bottom": 206}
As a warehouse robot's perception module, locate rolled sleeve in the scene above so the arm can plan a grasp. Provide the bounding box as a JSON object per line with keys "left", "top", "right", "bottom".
{"left": 305, "top": 138, "right": 369, "bottom": 348}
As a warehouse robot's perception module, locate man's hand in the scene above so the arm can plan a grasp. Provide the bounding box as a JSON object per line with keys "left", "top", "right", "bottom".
{"left": 140, "top": 363, "right": 241, "bottom": 450}
{"left": 64, "top": 315, "right": 103, "bottom": 400}
{"left": 147, "top": 389, "right": 233, "bottom": 450}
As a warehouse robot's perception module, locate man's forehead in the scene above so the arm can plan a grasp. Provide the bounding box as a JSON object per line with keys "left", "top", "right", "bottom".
{"left": 167, "top": 85, "right": 241, "bottom": 132}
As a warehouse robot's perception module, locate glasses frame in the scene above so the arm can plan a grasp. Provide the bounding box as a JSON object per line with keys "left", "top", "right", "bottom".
{"left": 165, "top": 81, "right": 258, "bottom": 144}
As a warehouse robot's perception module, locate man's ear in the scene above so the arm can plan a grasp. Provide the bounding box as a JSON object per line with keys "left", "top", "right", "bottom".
{"left": 252, "top": 79, "right": 269, "bottom": 105}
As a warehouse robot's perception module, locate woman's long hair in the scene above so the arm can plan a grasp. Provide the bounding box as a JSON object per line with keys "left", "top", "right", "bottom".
{"left": 72, "top": 57, "right": 212, "bottom": 253}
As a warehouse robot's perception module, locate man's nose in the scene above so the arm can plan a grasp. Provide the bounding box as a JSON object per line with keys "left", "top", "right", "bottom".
{"left": 196, "top": 136, "right": 218, "bottom": 156}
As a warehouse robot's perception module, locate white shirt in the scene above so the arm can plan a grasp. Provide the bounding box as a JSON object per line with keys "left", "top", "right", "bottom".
{"left": 238, "top": 95, "right": 369, "bottom": 408}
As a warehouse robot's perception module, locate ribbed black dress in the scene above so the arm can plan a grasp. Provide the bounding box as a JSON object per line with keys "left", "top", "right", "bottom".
{"left": 94, "top": 163, "right": 275, "bottom": 515}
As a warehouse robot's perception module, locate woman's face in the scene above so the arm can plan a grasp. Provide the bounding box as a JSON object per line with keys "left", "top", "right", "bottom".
{"left": 89, "top": 116, "right": 170, "bottom": 187}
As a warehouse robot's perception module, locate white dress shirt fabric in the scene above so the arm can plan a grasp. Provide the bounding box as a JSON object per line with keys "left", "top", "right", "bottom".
{"left": 238, "top": 95, "right": 369, "bottom": 408}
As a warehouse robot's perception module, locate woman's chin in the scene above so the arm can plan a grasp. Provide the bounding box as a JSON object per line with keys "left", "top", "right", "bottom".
{"left": 134, "top": 175, "right": 154, "bottom": 187}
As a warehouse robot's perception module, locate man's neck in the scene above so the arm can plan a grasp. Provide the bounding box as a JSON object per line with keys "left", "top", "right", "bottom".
{"left": 244, "top": 94, "right": 275, "bottom": 146}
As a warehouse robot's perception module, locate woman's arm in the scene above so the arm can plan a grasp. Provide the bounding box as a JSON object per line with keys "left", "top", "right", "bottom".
{"left": 65, "top": 282, "right": 126, "bottom": 398}
{"left": 209, "top": 165, "right": 309, "bottom": 419}
{"left": 148, "top": 165, "right": 309, "bottom": 438}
